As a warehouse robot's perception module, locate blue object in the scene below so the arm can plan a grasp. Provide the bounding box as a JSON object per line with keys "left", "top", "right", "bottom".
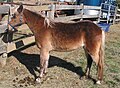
{"left": 84, "top": 0, "right": 102, "bottom": 6}
{"left": 97, "top": 23, "right": 111, "bottom": 32}
{"left": 83, "top": 0, "right": 116, "bottom": 6}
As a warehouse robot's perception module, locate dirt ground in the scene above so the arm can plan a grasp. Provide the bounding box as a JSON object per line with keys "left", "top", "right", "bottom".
{"left": 0, "top": 23, "right": 120, "bottom": 88}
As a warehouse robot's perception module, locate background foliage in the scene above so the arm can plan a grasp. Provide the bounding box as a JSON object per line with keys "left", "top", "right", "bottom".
{"left": 117, "top": 0, "right": 120, "bottom": 8}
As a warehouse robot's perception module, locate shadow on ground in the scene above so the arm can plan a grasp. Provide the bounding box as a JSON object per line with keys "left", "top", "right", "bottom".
{"left": 10, "top": 50, "right": 84, "bottom": 80}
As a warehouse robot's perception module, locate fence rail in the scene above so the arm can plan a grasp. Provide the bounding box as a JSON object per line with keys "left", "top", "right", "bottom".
{"left": 26, "top": 4, "right": 100, "bottom": 21}
{"left": 115, "top": 8, "right": 120, "bottom": 22}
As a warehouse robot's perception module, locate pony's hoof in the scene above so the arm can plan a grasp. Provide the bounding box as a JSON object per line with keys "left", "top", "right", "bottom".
{"left": 0, "top": 54, "right": 7, "bottom": 67}
{"left": 80, "top": 75, "right": 91, "bottom": 80}
{"left": 36, "top": 77, "right": 41, "bottom": 83}
{"left": 96, "top": 80, "right": 101, "bottom": 85}
{"left": 80, "top": 75, "right": 85, "bottom": 80}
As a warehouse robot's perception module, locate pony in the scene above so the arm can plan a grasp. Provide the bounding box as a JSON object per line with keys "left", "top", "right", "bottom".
{"left": 10, "top": 5, "right": 105, "bottom": 84}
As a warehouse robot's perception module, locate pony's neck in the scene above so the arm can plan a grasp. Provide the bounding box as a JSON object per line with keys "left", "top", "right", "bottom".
{"left": 23, "top": 9, "right": 45, "bottom": 31}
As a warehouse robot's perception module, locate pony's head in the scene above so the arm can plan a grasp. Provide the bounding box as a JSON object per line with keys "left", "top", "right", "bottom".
{"left": 10, "top": 4, "right": 26, "bottom": 27}
{"left": 10, "top": 4, "right": 53, "bottom": 30}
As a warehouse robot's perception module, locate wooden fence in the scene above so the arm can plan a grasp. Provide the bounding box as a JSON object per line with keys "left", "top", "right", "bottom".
{"left": 25, "top": 4, "right": 101, "bottom": 22}
{"left": 1, "top": 1, "right": 119, "bottom": 23}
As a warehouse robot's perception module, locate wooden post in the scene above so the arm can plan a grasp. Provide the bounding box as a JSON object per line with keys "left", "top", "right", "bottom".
{"left": 113, "top": 6, "right": 117, "bottom": 24}
{"left": 47, "top": 4, "right": 55, "bottom": 19}
{"left": 80, "top": 3, "right": 84, "bottom": 21}
{"left": 107, "top": 4, "right": 111, "bottom": 24}
{"left": 0, "top": 3, "right": 3, "bottom": 21}
{"left": 98, "top": 3, "right": 102, "bottom": 23}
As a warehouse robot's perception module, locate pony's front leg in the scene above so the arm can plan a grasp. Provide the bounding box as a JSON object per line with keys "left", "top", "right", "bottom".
{"left": 36, "top": 49, "right": 49, "bottom": 83}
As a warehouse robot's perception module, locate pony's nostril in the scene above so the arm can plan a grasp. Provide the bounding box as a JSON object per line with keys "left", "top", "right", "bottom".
{"left": 11, "top": 13, "right": 16, "bottom": 18}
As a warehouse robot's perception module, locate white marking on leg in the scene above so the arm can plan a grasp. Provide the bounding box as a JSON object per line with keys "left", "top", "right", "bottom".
{"left": 40, "top": 68, "right": 44, "bottom": 78}
{"left": 96, "top": 80, "right": 101, "bottom": 85}
{"left": 36, "top": 77, "right": 41, "bottom": 83}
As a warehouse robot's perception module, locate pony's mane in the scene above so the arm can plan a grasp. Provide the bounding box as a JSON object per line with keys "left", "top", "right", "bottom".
{"left": 23, "top": 9, "right": 55, "bottom": 27}
{"left": 23, "top": 9, "right": 45, "bottom": 18}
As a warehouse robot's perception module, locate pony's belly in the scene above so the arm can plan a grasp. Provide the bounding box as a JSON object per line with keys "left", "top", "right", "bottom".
{"left": 53, "top": 41, "right": 84, "bottom": 52}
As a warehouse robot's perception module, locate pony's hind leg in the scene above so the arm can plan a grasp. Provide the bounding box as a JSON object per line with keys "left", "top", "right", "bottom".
{"left": 84, "top": 43, "right": 104, "bottom": 84}
{"left": 36, "top": 48, "right": 49, "bottom": 83}
{"left": 89, "top": 47, "right": 104, "bottom": 84}
{"left": 84, "top": 47, "right": 93, "bottom": 78}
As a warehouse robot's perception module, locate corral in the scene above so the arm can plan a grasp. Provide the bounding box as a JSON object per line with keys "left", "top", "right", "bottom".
{"left": 0, "top": 0, "right": 120, "bottom": 88}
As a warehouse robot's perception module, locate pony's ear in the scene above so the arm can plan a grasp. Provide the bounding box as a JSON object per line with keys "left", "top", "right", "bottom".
{"left": 17, "top": 4, "right": 23, "bottom": 13}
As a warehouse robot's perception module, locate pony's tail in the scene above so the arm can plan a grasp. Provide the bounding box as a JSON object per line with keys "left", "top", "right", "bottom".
{"left": 97, "top": 30, "right": 105, "bottom": 84}
{"left": 99, "top": 30, "right": 105, "bottom": 65}
{"left": 100, "top": 30, "right": 105, "bottom": 64}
